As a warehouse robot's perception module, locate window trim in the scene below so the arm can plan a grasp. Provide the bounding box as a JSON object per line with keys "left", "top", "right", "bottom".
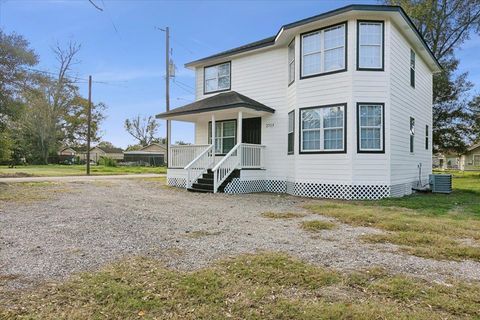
{"left": 208, "top": 119, "right": 237, "bottom": 156}
{"left": 425, "top": 124, "right": 429, "bottom": 150}
{"left": 356, "top": 20, "right": 385, "bottom": 71}
{"left": 410, "top": 49, "right": 416, "bottom": 88}
{"left": 299, "top": 21, "right": 348, "bottom": 80}
{"left": 288, "top": 39, "right": 295, "bottom": 86}
{"left": 288, "top": 110, "right": 295, "bottom": 155}
{"left": 298, "top": 103, "right": 347, "bottom": 154}
{"left": 410, "top": 117, "right": 415, "bottom": 154}
{"left": 203, "top": 61, "right": 231, "bottom": 95}
{"left": 356, "top": 102, "right": 385, "bottom": 154}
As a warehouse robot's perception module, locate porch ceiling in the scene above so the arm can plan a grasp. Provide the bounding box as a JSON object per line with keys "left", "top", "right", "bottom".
{"left": 155, "top": 91, "right": 275, "bottom": 122}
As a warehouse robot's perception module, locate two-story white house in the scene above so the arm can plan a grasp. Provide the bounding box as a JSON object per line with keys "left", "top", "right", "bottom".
{"left": 156, "top": 4, "right": 441, "bottom": 200}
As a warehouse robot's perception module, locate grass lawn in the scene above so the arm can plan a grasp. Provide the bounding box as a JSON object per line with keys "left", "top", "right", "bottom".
{"left": 0, "top": 164, "right": 166, "bottom": 177}
{"left": 2, "top": 253, "right": 479, "bottom": 319}
{"left": 305, "top": 171, "right": 480, "bottom": 261}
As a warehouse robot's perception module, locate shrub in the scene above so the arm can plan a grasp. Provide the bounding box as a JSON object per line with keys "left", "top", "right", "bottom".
{"left": 99, "top": 156, "right": 117, "bottom": 167}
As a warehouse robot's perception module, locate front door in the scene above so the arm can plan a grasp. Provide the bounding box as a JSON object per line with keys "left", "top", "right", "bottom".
{"left": 242, "top": 117, "right": 261, "bottom": 144}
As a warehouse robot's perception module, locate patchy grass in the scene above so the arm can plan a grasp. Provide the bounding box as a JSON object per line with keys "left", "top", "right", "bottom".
{"left": 305, "top": 171, "right": 480, "bottom": 261}
{"left": 1, "top": 253, "right": 479, "bottom": 319}
{"left": 261, "top": 211, "right": 306, "bottom": 219}
{"left": 0, "top": 181, "right": 70, "bottom": 203}
{"left": 0, "top": 165, "right": 166, "bottom": 178}
{"left": 300, "top": 220, "right": 336, "bottom": 232}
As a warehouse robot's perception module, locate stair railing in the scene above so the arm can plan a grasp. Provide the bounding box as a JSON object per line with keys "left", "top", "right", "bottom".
{"left": 185, "top": 144, "right": 214, "bottom": 189}
{"left": 212, "top": 143, "right": 241, "bottom": 193}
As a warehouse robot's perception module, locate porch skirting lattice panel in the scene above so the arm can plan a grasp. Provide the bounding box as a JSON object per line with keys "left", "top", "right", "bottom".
{"left": 167, "top": 177, "right": 187, "bottom": 189}
{"left": 223, "top": 179, "right": 391, "bottom": 200}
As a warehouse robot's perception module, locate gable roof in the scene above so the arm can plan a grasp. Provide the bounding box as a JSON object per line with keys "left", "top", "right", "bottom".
{"left": 185, "top": 4, "right": 441, "bottom": 72}
{"left": 93, "top": 146, "right": 124, "bottom": 154}
{"left": 467, "top": 143, "right": 480, "bottom": 152}
{"left": 155, "top": 91, "right": 275, "bottom": 118}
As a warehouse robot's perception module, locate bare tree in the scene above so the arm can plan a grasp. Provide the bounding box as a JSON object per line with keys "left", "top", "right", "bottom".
{"left": 124, "top": 115, "right": 159, "bottom": 146}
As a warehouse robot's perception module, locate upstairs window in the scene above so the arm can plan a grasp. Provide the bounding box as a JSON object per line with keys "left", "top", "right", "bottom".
{"left": 425, "top": 125, "right": 429, "bottom": 150}
{"left": 288, "top": 40, "right": 295, "bottom": 85}
{"left": 288, "top": 111, "right": 294, "bottom": 154}
{"left": 208, "top": 120, "right": 236, "bottom": 154}
{"left": 301, "top": 23, "right": 346, "bottom": 78}
{"left": 204, "top": 62, "right": 231, "bottom": 94}
{"left": 300, "top": 105, "right": 345, "bottom": 153}
{"left": 410, "top": 49, "right": 416, "bottom": 87}
{"left": 357, "top": 103, "right": 384, "bottom": 152}
{"left": 357, "top": 21, "right": 384, "bottom": 70}
{"left": 410, "top": 117, "right": 415, "bottom": 153}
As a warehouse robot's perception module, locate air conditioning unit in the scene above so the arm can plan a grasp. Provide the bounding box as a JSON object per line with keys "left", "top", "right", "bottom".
{"left": 429, "top": 174, "right": 452, "bottom": 194}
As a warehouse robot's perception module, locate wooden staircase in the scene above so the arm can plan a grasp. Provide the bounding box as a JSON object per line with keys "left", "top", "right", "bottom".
{"left": 187, "top": 169, "right": 239, "bottom": 193}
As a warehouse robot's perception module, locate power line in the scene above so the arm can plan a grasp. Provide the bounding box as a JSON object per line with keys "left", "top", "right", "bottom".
{"left": 173, "top": 78, "right": 195, "bottom": 90}
{"left": 172, "top": 81, "right": 194, "bottom": 95}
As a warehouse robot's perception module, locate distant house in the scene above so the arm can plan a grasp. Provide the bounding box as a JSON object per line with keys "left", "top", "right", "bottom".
{"left": 57, "top": 146, "right": 78, "bottom": 164}
{"left": 459, "top": 143, "right": 480, "bottom": 171}
{"left": 79, "top": 146, "right": 124, "bottom": 163}
{"left": 123, "top": 143, "right": 166, "bottom": 166}
{"left": 58, "top": 147, "right": 77, "bottom": 156}
{"left": 433, "top": 153, "right": 460, "bottom": 170}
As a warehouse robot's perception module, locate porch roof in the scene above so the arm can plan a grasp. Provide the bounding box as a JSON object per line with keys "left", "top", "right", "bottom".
{"left": 155, "top": 91, "right": 275, "bottom": 120}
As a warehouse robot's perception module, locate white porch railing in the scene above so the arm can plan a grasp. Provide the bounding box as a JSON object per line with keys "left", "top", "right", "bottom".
{"left": 169, "top": 144, "right": 210, "bottom": 168}
{"left": 212, "top": 143, "right": 265, "bottom": 193}
{"left": 185, "top": 144, "right": 215, "bottom": 189}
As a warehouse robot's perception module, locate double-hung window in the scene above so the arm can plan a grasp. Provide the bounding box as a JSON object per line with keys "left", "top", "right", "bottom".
{"left": 357, "top": 103, "right": 384, "bottom": 152}
{"left": 425, "top": 125, "right": 429, "bottom": 150}
{"left": 208, "top": 120, "right": 236, "bottom": 154}
{"left": 410, "top": 117, "right": 415, "bottom": 153}
{"left": 204, "top": 62, "right": 231, "bottom": 94}
{"left": 288, "top": 40, "right": 295, "bottom": 85}
{"left": 288, "top": 111, "right": 294, "bottom": 154}
{"left": 357, "top": 21, "right": 384, "bottom": 70}
{"left": 410, "top": 49, "right": 416, "bottom": 87}
{"left": 301, "top": 23, "right": 346, "bottom": 77}
{"left": 300, "top": 104, "right": 345, "bottom": 153}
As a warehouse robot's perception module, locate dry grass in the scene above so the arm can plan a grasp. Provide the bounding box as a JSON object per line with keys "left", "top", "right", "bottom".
{"left": 300, "top": 220, "right": 336, "bottom": 232}
{"left": 185, "top": 230, "right": 222, "bottom": 239}
{"left": 261, "top": 211, "right": 306, "bottom": 219}
{"left": 1, "top": 253, "right": 479, "bottom": 319}
{"left": 305, "top": 202, "right": 480, "bottom": 261}
{"left": 0, "top": 182, "right": 71, "bottom": 203}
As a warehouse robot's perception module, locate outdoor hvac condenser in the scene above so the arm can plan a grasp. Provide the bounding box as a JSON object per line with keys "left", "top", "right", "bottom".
{"left": 429, "top": 174, "right": 452, "bottom": 194}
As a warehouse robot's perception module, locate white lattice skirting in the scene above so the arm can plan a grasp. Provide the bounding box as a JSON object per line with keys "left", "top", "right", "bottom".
{"left": 224, "top": 179, "right": 391, "bottom": 200}
{"left": 167, "top": 177, "right": 186, "bottom": 189}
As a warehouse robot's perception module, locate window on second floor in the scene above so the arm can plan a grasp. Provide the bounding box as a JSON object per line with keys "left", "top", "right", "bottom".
{"left": 357, "top": 21, "right": 384, "bottom": 70}
{"left": 204, "top": 62, "right": 231, "bottom": 94}
{"left": 288, "top": 111, "right": 294, "bottom": 154}
{"left": 410, "top": 49, "right": 416, "bottom": 88}
{"left": 301, "top": 23, "right": 346, "bottom": 78}
{"left": 425, "top": 125, "right": 429, "bottom": 150}
{"left": 288, "top": 40, "right": 295, "bottom": 85}
{"left": 300, "top": 105, "right": 345, "bottom": 153}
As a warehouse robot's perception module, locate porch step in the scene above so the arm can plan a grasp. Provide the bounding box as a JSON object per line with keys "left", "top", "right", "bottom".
{"left": 187, "top": 169, "right": 240, "bottom": 194}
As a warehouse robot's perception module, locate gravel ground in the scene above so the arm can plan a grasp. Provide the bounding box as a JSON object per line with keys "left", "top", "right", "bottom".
{"left": 1, "top": 178, "right": 480, "bottom": 292}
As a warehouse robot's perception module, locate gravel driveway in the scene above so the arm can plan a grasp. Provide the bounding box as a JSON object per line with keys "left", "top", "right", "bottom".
{"left": 1, "top": 178, "right": 479, "bottom": 292}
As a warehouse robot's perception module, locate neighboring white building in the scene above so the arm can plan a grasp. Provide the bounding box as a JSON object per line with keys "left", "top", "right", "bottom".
{"left": 157, "top": 4, "right": 441, "bottom": 200}
{"left": 459, "top": 143, "right": 480, "bottom": 171}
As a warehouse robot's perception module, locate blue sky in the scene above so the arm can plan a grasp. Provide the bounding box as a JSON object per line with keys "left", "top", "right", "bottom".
{"left": 2, "top": 0, "right": 479, "bottom": 148}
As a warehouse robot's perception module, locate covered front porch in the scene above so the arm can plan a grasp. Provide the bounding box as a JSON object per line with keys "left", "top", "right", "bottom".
{"left": 156, "top": 91, "right": 275, "bottom": 193}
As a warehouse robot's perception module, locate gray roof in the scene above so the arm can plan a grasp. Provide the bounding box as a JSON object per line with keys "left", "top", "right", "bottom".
{"left": 185, "top": 4, "right": 441, "bottom": 70}
{"left": 156, "top": 91, "right": 275, "bottom": 118}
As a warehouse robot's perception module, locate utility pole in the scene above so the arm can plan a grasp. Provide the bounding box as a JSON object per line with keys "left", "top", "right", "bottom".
{"left": 165, "top": 26, "right": 170, "bottom": 166}
{"left": 86, "top": 75, "right": 92, "bottom": 175}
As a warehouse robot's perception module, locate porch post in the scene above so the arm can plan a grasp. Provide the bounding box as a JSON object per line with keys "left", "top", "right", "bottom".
{"left": 237, "top": 111, "right": 242, "bottom": 144}
{"left": 211, "top": 114, "right": 215, "bottom": 151}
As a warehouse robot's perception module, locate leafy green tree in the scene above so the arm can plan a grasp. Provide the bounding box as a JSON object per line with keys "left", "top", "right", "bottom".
{"left": 385, "top": 0, "right": 480, "bottom": 153}
{"left": 0, "top": 30, "right": 38, "bottom": 161}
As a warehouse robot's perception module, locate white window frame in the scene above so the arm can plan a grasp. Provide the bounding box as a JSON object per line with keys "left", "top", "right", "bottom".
{"left": 473, "top": 155, "right": 480, "bottom": 167}
{"left": 288, "top": 110, "right": 295, "bottom": 154}
{"left": 357, "top": 21, "right": 384, "bottom": 70}
{"left": 288, "top": 39, "right": 295, "bottom": 85}
{"left": 204, "top": 62, "right": 231, "bottom": 94}
{"left": 300, "top": 104, "right": 346, "bottom": 153}
{"left": 357, "top": 103, "right": 384, "bottom": 153}
{"left": 410, "top": 49, "right": 416, "bottom": 88}
{"left": 208, "top": 120, "right": 236, "bottom": 155}
{"left": 300, "top": 22, "right": 346, "bottom": 78}
{"left": 410, "top": 117, "right": 415, "bottom": 153}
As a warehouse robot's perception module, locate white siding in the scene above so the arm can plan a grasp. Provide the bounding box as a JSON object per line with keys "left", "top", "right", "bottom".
{"left": 389, "top": 22, "right": 433, "bottom": 188}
